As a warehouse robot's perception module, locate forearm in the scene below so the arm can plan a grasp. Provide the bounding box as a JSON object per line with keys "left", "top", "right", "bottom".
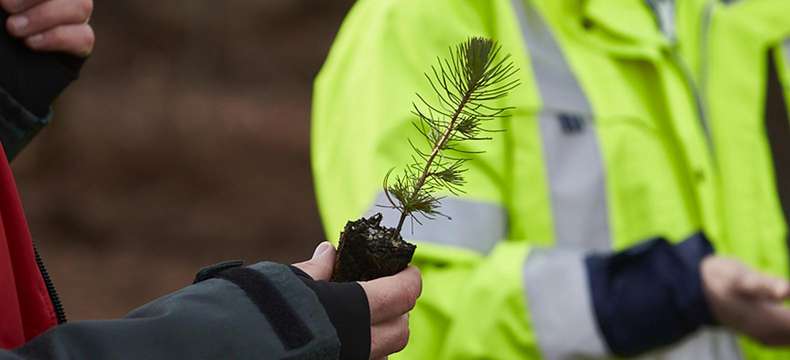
{"left": 416, "top": 233, "right": 723, "bottom": 359}
{"left": 1, "top": 262, "right": 340, "bottom": 360}
{"left": 584, "top": 233, "right": 716, "bottom": 356}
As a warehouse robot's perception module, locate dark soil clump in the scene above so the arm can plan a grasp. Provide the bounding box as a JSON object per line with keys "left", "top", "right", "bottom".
{"left": 332, "top": 213, "right": 416, "bottom": 282}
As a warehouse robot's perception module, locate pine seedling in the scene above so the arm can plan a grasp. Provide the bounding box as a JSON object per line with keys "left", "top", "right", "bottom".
{"left": 384, "top": 37, "right": 520, "bottom": 234}
{"left": 332, "top": 37, "right": 520, "bottom": 282}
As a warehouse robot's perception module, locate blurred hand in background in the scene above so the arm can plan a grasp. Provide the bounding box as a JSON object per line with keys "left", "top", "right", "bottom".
{"left": 703, "top": 256, "right": 790, "bottom": 346}
{"left": 3, "top": 0, "right": 94, "bottom": 56}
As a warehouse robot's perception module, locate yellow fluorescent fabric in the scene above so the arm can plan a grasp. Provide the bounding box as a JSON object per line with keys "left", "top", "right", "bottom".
{"left": 312, "top": 0, "right": 790, "bottom": 358}
{"left": 313, "top": 1, "right": 545, "bottom": 357}
{"left": 695, "top": 1, "right": 790, "bottom": 358}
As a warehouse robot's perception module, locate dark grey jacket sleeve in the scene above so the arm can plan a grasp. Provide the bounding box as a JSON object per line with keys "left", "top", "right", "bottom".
{"left": 1, "top": 262, "right": 341, "bottom": 360}
{"left": 0, "top": 87, "right": 51, "bottom": 161}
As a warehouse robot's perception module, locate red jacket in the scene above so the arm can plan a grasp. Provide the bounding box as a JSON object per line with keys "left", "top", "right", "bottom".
{"left": 0, "top": 146, "right": 58, "bottom": 348}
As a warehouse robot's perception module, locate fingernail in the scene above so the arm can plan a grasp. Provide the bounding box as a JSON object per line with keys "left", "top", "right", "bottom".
{"left": 27, "top": 34, "right": 44, "bottom": 46}
{"left": 313, "top": 242, "right": 331, "bottom": 258}
{"left": 8, "top": 16, "right": 27, "bottom": 32}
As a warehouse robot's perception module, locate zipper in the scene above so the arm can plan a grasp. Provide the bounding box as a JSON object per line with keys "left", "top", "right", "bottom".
{"left": 32, "top": 242, "right": 66, "bottom": 324}
{"left": 698, "top": 0, "right": 714, "bottom": 109}
{"left": 668, "top": 47, "right": 713, "bottom": 154}
{"left": 647, "top": 0, "right": 716, "bottom": 156}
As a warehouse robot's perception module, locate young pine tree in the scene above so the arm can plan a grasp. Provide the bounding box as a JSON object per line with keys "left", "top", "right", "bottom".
{"left": 332, "top": 37, "right": 520, "bottom": 282}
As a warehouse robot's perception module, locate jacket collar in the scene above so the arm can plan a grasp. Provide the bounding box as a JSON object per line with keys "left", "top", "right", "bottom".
{"left": 537, "top": 0, "right": 670, "bottom": 60}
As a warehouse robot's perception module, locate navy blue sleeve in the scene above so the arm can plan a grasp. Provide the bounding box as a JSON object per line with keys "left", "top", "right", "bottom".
{"left": 585, "top": 232, "right": 717, "bottom": 357}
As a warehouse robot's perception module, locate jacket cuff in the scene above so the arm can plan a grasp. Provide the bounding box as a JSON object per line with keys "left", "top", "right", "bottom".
{"left": 0, "top": 86, "right": 51, "bottom": 161}
{"left": 194, "top": 261, "right": 341, "bottom": 358}
{"left": 585, "top": 232, "right": 716, "bottom": 357}
{"left": 290, "top": 266, "right": 371, "bottom": 360}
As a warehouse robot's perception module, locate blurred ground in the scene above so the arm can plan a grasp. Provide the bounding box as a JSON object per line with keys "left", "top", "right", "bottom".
{"left": 10, "top": 0, "right": 354, "bottom": 319}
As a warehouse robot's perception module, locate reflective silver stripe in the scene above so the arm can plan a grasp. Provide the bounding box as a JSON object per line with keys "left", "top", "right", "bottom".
{"left": 523, "top": 249, "right": 608, "bottom": 359}
{"left": 512, "top": 0, "right": 611, "bottom": 251}
{"left": 364, "top": 192, "right": 507, "bottom": 254}
{"left": 513, "top": 1, "right": 611, "bottom": 355}
{"left": 783, "top": 38, "right": 790, "bottom": 71}
{"left": 524, "top": 249, "right": 744, "bottom": 360}
{"left": 515, "top": 2, "right": 742, "bottom": 360}
{"left": 637, "top": 328, "right": 742, "bottom": 360}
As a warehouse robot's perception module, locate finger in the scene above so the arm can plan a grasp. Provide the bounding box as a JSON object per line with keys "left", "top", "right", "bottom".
{"left": 744, "top": 301, "right": 790, "bottom": 346}
{"left": 735, "top": 271, "right": 790, "bottom": 301}
{"left": 361, "top": 266, "right": 422, "bottom": 324}
{"left": 370, "top": 315, "right": 409, "bottom": 359}
{"left": 292, "top": 242, "right": 336, "bottom": 281}
{"left": 7, "top": 0, "right": 92, "bottom": 38}
{"left": 24, "top": 23, "right": 94, "bottom": 57}
{"left": 0, "top": 0, "right": 46, "bottom": 14}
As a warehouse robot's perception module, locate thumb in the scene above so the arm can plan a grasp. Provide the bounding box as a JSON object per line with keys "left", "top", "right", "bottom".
{"left": 293, "top": 242, "right": 336, "bottom": 281}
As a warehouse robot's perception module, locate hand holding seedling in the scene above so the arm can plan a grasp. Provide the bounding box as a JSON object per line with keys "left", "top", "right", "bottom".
{"left": 702, "top": 256, "right": 790, "bottom": 345}
{"left": 332, "top": 37, "right": 519, "bottom": 282}
{"left": 294, "top": 242, "right": 422, "bottom": 359}
{"left": 2, "top": 0, "right": 95, "bottom": 56}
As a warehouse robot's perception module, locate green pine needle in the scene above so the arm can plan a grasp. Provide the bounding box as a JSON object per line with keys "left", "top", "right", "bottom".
{"left": 383, "top": 37, "right": 520, "bottom": 234}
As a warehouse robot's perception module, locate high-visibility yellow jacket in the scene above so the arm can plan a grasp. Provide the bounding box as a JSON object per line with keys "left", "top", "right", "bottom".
{"left": 312, "top": 0, "right": 790, "bottom": 358}
{"left": 690, "top": 1, "right": 790, "bottom": 358}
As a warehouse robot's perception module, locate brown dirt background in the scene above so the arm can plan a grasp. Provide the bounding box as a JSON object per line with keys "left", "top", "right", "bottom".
{"left": 10, "top": 0, "right": 354, "bottom": 320}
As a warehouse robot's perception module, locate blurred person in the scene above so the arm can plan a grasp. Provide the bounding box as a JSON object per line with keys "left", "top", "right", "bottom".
{"left": 0, "top": 1, "right": 420, "bottom": 359}
{"left": 312, "top": 0, "right": 790, "bottom": 359}
{"left": 682, "top": 0, "right": 790, "bottom": 357}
